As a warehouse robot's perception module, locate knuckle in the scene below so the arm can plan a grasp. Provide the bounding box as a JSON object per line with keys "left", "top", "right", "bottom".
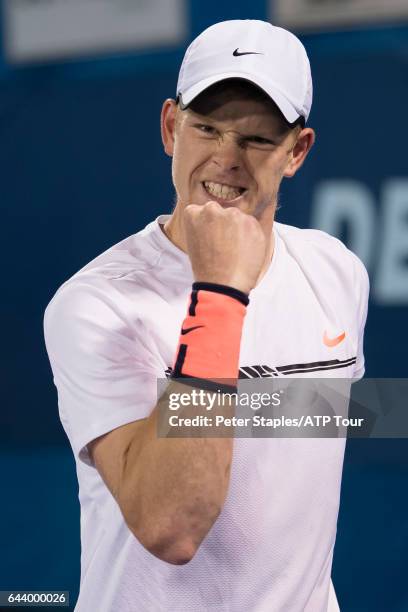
{"left": 246, "top": 216, "right": 260, "bottom": 230}
{"left": 205, "top": 200, "right": 220, "bottom": 211}
{"left": 225, "top": 207, "right": 241, "bottom": 221}
{"left": 184, "top": 204, "right": 198, "bottom": 216}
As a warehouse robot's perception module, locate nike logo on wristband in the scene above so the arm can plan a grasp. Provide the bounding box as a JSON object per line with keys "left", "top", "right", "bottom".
{"left": 181, "top": 325, "right": 205, "bottom": 335}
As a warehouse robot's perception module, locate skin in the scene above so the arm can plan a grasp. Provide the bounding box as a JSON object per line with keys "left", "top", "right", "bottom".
{"left": 89, "top": 82, "right": 316, "bottom": 565}
{"left": 160, "top": 82, "right": 315, "bottom": 292}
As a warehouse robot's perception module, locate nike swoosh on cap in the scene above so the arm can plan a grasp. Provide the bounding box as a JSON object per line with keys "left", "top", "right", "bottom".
{"left": 181, "top": 325, "right": 205, "bottom": 335}
{"left": 323, "top": 331, "right": 346, "bottom": 347}
{"left": 233, "top": 48, "right": 264, "bottom": 57}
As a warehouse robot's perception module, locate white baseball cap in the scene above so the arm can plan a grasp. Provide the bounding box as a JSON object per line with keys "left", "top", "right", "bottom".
{"left": 176, "top": 20, "right": 313, "bottom": 124}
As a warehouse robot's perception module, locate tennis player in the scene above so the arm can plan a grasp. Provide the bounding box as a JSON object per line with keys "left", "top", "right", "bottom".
{"left": 44, "top": 20, "right": 369, "bottom": 611}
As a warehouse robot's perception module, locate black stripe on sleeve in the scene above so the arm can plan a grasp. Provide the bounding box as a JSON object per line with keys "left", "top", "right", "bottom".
{"left": 277, "top": 357, "right": 356, "bottom": 373}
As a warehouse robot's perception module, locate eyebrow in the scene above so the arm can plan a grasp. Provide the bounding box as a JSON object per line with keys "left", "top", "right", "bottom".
{"left": 190, "top": 119, "right": 279, "bottom": 142}
{"left": 243, "top": 134, "right": 277, "bottom": 143}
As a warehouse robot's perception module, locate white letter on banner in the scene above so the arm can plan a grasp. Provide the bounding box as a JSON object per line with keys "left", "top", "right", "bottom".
{"left": 311, "top": 180, "right": 375, "bottom": 269}
{"left": 375, "top": 179, "right": 408, "bottom": 304}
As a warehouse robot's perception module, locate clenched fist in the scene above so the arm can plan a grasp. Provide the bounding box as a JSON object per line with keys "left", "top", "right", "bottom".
{"left": 183, "top": 201, "right": 267, "bottom": 294}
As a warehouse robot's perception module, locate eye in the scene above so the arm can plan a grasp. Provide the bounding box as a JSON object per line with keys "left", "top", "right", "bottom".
{"left": 194, "top": 124, "right": 217, "bottom": 135}
{"left": 245, "top": 135, "right": 275, "bottom": 146}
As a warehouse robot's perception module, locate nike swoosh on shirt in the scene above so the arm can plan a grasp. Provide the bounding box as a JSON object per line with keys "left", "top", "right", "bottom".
{"left": 181, "top": 325, "right": 205, "bottom": 335}
{"left": 323, "top": 331, "right": 346, "bottom": 347}
{"left": 233, "top": 48, "right": 264, "bottom": 57}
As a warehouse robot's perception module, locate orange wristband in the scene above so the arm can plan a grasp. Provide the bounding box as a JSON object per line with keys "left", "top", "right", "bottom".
{"left": 171, "top": 283, "right": 249, "bottom": 391}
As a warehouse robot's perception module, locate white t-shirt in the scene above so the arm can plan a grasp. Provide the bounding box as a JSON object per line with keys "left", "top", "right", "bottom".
{"left": 44, "top": 214, "right": 369, "bottom": 612}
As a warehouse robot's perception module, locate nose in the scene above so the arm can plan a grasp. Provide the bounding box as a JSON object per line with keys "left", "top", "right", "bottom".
{"left": 212, "top": 133, "right": 242, "bottom": 171}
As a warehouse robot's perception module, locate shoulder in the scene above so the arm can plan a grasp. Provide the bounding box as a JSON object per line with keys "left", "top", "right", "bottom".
{"left": 45, "top": 219, "right": 163, "bottom": 320}
{"left": 44, "top": 229, "right": 161, "bottom": 346}
{"left": 274, "top": 222, "right": 369, "bottom": 295}
{"left": 276, "top": 221, "right": 351, "bottom": 256}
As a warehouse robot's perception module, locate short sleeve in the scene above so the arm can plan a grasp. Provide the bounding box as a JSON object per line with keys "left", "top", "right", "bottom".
{"left": 44, "top": 280, "right": 163, "bottom": 466}
{"left": 350, "top": 254, "right": 370, "bottom": 381}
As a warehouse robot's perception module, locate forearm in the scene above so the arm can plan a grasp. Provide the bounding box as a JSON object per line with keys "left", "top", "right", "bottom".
{"left": 120, "top": 384, "right": 233, "bottom": 563}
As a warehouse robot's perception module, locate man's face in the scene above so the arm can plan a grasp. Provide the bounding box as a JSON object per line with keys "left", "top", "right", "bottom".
{"left": 162, "top": 83, "right": 308, "bottom": 221}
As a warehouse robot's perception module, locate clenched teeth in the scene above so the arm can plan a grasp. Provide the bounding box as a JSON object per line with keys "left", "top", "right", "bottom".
{"left": 203, "top": 181, "right": 244, "bottom": 201}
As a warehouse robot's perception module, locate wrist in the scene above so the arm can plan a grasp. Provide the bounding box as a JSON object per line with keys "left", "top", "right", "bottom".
{"left": 171, "top": 283, "right": 249, "bottom": 390}
{"left": 192, "top": 282, "right": 249, "bottom": 306}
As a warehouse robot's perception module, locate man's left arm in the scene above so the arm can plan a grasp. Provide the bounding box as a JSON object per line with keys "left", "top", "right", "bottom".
{"left": 352, "top": 254, "right": 370, "bottom": 381}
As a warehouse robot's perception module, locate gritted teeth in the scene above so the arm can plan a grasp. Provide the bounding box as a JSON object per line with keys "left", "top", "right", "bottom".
{"left": 203, "top": 181, "right": 245, "bottom": 201}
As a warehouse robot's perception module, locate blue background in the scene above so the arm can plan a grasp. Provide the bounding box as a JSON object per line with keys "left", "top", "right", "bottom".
{"left": 1, "top": 1, "right": 407, "bottom": 610}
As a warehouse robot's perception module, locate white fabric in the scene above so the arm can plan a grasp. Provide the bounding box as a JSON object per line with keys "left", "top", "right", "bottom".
{"left": 177, "top": 20, "right": 313, "bottom": 123}
{"left": 44, "top": 215, "right": 369, "bottom": 612}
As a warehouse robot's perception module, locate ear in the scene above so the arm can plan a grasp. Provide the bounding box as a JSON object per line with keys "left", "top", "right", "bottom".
{"left": 161, "top": 99, "right": 178, "bottom": 157}
{"left": 283, "top": 127, "right": 315, "bottom": 178}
